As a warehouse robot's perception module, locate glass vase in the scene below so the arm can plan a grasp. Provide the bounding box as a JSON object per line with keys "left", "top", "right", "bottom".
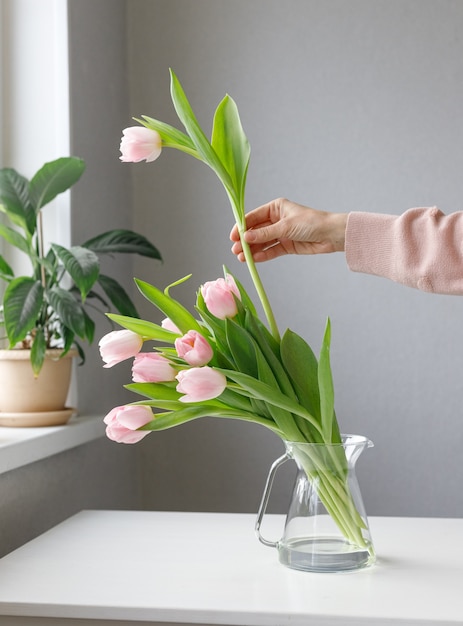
{"left": 255, "top": 434, "right": 376, "bottom": 573}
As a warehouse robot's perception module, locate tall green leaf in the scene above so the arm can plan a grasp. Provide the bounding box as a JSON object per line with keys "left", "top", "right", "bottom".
{"left": 225, "top": 317, "right": 258, "bottom": 377}
{"left": 220, "top": 367, "right": 323, "bottom": 437}
{"left": 29, "top": 157, "right": 85, "bottom": 212}
{"left": 318, "top": 318, "right": 338, "bottom": 442}
{"left": 281, "top": 329, "right": 321, "bottom": 422}
{"left": 3, "top": 277, "right": 44, "bottom": 346}
{"left": 169, "top": 70, "right": 234, "bottom": 193}
{"left": 135, "top": 278, "right": 203, "bottom": 335}
{"left": 211, "top": 95, "right": 250, "bottom": 213}
{"left": 83, "top": 229, "right": 162, "bottom": 260}
{"left": 52, "top": 244, "right": 99, "bottom": 301}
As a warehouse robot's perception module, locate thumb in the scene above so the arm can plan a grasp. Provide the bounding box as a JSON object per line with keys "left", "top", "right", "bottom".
{"left": 244, "top": 222, "right": 284, "bottom": 244}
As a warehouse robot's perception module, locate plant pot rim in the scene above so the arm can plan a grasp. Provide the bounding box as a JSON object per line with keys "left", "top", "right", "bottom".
{"left": 0, "top": 348, "right": 78, "bottom": 361}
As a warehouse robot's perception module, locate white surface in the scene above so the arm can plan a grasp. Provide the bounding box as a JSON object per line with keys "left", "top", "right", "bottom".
{"left": 0, "top": 416, "right": 105, "bottom": 474}
{"left": 0, "top": 511, "right": 462, "bottom": 625}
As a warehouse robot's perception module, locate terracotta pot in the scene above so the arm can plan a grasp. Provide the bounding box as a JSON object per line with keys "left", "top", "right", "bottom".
{"left": 0, "top": 349, "right": 77, "bottom": 426}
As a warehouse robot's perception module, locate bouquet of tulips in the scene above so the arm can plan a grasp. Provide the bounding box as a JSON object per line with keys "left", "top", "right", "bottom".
{"left": 100, "top": 70, "right": 371, "bottom": 553}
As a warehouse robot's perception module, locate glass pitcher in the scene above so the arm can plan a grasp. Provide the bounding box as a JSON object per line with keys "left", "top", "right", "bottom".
{"left": 255, "top": 434, "right": 376, "bottom": 573}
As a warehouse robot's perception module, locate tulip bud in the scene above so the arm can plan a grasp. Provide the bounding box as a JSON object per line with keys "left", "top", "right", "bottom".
{"left": 132, "top": 352, "right": 177, "bottom": 383}
{"left": 175, "top": 330, "right": 213, "bottom": 366}
{"left": 99, "top": 329, "right": 143, "bottom": 368}
{"left": 176, "top": 367, "right": 227, "bottom": 402}
{"left": 104, "top": 405, "right": 153, "bottom": 444}
{"left": 119, "top": 126, "right": 162, "bottom": 163}
{"left": 201, "top": 275, "right": 241, "bottom": 319}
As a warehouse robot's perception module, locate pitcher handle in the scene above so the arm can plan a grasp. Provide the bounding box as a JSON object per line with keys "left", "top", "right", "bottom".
{"left": 255, "top": 452, "right": 290, "bottom": 548}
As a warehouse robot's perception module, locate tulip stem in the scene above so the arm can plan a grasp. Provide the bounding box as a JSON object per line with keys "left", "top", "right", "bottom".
{"left": 224, "top": 187, "right": 280, "bottom": 342}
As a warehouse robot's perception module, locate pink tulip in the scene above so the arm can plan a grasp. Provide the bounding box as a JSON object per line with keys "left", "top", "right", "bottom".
{"left": 99, "top": 329, "right": 143, "bottom": 368}
{"left": 104, "top": 405, "right": 153, "bottom": 444}
{"left": 176, "top": 367, "right": 227, "bottom": 402}
{"left": 175, "top": 330, "right": 213, "bottom": 366}
{"left": 201, "top": 275, "right": 241, "bottom": 319}
{"left": 119, "top": 126, "right": 162, "bottom": 163}
{"left": 132, "top": 352, "right": 177, "bottom": 383}
{"left": 161, "top": 317, "right": 181, "bottom": 334}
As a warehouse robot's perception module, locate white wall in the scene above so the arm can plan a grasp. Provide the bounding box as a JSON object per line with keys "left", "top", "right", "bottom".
{"left": 0, "top": 0, "right": 143, "bottom": 559}
{"left": 1, "top": 0, "right": 71, "bottom": 268}
{"left": 127, "top": 0, "right": 463, "bottom": 517}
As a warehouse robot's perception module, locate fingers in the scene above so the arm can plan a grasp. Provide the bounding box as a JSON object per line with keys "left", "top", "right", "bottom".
{"left": 233, "top": 241, "right": 286, "bottom": 263}
{"left": 229, "top": 201, "right": 277, "bottom": 242}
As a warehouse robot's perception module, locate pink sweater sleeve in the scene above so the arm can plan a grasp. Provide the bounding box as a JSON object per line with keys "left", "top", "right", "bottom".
{"left": 345, "top": 207, "right": 463, "bottom": 295}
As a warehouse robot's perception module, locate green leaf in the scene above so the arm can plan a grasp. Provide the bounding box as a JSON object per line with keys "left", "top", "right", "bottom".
{"left": 81, "top": 307, "right": 96, "bottom": 344}
{"left": 30, "top": 327, "right": 47, "bottom": 377}
{"left": 29, "top": 157, "right": 85, "bottom": 212}
{"left": 219, "top": 367, "right": 323, "bottom": 438}
{"left": 3, "top": 277, "right": 44, "bottom": 346}
{"left": 281, "top": 328, "right": 321, "bottom": 422}
{"left": 52, "top": 244, "right": 99, "bottom": 301}
{"left": 211, "top": 95, "right": 250, "bottom": 213}
{"left": 140, "top": 405, "right": 216, "bottom": 431}
{"left": 82, "top": 229, "right": 162, "bottom": 260}
{"left": 169, "top": 70, "right": 234, "bottom": 192}
{"left": 225, "top": 317, "right": 258, "bottom": 377}
{"left": 97, "top": 274, "right": 138, "bottom": 318}
{"left": 126, "top": 382, "right": 181, "bottom": 401}
{"left": 135, "top": 278, "right": 203, "bottom": 335}
{"left": 318, "top": 318, "right": 339, "bottom": 442}
{"left": 138, "top": 116, "right": 199, "bottom": 156}
{"left": 47, "top": 286, "right": 87, "bottom": 339}
{"left": 61, "top": 325, "right": 77, "bottom": 355}
{"left": 0, "top": 223, "right": 31, "bottom": 256}
{"left": 0, "top": 254, "right": 14, "bottom": 280}
{"left": 107, "top": 313, "right": 179, "bottom": 343}
{"left": 138, "top": 403, "right": 282, "bottom": 434}
{"left": 0, "top": 168, "right": 35, "bottom": 233}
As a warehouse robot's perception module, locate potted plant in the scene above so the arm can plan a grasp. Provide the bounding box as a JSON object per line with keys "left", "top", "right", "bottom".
{"left": 0, "top": 156, "right": 161, "bottom": 425}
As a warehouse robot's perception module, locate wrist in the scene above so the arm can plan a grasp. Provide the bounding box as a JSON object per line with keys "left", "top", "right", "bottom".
{"left": 328, "top": 212, "right": 348, "bottom": 251}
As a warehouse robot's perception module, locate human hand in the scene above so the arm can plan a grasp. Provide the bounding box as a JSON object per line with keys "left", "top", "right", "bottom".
{"left": 230, "top": 198, "right": 348, "bottom": 262}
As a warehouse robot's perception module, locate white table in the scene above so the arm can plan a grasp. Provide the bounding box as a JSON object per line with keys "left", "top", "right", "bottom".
{"left": 0, "top": 510, "right": 462, "bottom": 626}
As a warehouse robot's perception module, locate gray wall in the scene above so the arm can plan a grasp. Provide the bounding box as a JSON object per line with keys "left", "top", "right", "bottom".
{"left": 127, "top": 0, "right": 463, "bottom": 517}
{"left": 3, "top": 0, "right": 463, "bottom": 558}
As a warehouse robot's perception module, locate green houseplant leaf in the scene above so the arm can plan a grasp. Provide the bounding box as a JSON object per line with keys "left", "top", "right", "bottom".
{"left": 83, "top": 229, "right": 162, "bottom": 259}
{"left": 3, "top": 277, "right": 44, "bottom": 346}
{"left": 0, "top": 223, "right": 31, "bottom": 256}
{"left": 52, "top": 244, "right": 100, "bottom": 301}
{"left": 47, "top": 286, "right": 87, "bottom": 339}
{"left": 30, "top": 327, "right": 47, "bottom": 377}
{"left": 0, "top": 155, "right": 162, "bottom": 375}
{"left": 97, "top": 275, "right": 139, "bottom": 318}
{"left": 29, "top": 157, "right": 85, "bottom": 212}
{"left": 0, "top": 168, "right": 35, "bottom": 234}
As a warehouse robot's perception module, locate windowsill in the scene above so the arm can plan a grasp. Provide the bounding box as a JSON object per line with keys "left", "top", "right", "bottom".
{"left": 0, "top": 415, "right": 105, "bottom": 475}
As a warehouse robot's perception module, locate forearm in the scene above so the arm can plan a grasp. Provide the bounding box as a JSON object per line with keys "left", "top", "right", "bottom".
{"left": 345, "top": 207, "right": 463, "bottom": 295}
